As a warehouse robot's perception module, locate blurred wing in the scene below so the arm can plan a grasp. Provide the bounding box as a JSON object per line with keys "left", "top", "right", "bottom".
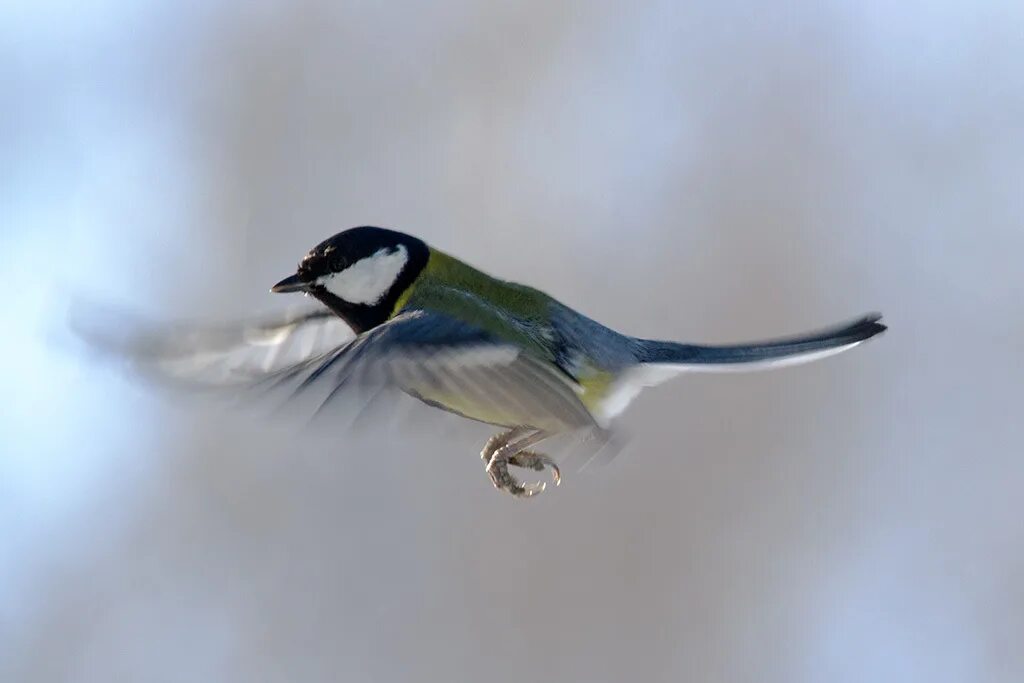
{"left": 261, "top": 310, "right": 598, "bottom": 432}
{"left": 75, "top": 302, "right": 596, "bottom": 432}
{"left": 73, "top": 301, "right": 356, "bottom": 386}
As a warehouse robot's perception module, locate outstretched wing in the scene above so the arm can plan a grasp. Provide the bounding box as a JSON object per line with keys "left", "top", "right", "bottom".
{"left": 262, "top": 310, "right": 597, "bottom": 432}
{"left": 72, "top": 301, "right": 356, "bottom": 387}
{"left": 76, "top": 303, "right": 596, "bottom": 433}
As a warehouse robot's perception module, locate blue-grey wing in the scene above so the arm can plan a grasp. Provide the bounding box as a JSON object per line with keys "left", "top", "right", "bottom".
{"left": 261, "top": 310, "right": 597, "bottom": 432}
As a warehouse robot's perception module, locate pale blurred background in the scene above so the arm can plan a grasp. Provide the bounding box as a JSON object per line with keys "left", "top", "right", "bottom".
{"left": 3, "top": 1, "right": 1023, "bottom": 681}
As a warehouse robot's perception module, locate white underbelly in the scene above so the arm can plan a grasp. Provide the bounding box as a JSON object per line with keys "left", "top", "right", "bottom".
{"left": 593, "top": 364, "right": 687, "bottom": 426}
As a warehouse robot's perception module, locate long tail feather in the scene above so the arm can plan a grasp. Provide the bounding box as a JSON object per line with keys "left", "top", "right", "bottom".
{"left": 634, "top": 313, "right": 886, "bottom": 371}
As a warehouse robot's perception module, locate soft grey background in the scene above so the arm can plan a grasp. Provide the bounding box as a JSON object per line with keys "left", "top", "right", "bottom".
{"left": 3, "top": 1, "right": 1022, "bottom": 681}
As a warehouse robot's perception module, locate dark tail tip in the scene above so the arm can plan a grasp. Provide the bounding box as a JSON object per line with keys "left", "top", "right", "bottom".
{"left": 846, "top": 312, "right": 887, "bottom": 341}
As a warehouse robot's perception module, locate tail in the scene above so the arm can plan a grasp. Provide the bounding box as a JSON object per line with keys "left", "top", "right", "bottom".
{"left": 634, "top": 313, "right": 886, "bottom": 371}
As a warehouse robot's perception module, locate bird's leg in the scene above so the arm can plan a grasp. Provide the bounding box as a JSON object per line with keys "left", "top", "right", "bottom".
{"left": 482, "top": 428, "right": 558, "bottom": 498}
{"left": 479, "top": 427, "right": 530, "bottom": 496}
{"left": 479, "top": 427, "right": 529, "bottom": 464}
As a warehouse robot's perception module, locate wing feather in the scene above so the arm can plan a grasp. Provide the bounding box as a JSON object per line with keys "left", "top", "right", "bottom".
{"left": 73, "top": 301, "right": 356, "bottom": 387}
{"left": 78, "top": 303, "right": 597, "bottom": 433}
{"left": 262, "top": 310, "right": 596, "bottom": 431}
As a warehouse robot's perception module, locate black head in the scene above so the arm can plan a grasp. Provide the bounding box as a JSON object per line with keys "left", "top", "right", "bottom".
{"left": 271, "top": 226, "right": 430, "bottom": 333}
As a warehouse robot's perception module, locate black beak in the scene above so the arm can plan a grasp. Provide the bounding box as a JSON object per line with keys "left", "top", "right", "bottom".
{"left": 270, "top": 273, "right": 309, "bottom": 293}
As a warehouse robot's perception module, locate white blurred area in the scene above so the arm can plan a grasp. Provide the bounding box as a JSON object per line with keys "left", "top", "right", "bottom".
{"left": 3, "top": 1, "right": 1023, "bottom": 681}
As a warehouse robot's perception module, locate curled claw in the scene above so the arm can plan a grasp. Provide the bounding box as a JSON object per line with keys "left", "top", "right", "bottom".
{"left": 509, "top": 450, "right": 560, "bottom": 487}
{"left": 481, "top": 428, "right": 558, "bottom": 499}
{"left": 535, "top": 454, "right": 560, "bottom": 487}
{"left": 501, "top": 450, "right": 560, "bottom": 496}
{"left": 486, "top": 457, "right": 537, "bottom": 498}
{"left": 519, "top": 480, "right": 547, "bottom": 497}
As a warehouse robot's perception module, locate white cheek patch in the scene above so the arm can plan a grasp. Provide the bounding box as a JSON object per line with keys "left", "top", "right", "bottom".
{"left": 318, "top": 245, "right": 408, "bottom": 306}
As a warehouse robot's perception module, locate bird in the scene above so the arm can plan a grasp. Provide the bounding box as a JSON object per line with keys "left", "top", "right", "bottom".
{"left": 82, "top": 226, "right": 886, "bottom": 498}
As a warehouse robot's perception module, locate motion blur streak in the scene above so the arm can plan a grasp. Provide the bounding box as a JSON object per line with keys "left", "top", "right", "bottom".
{"left": 3, "top": 1, "right": 1022, "bottom": 682}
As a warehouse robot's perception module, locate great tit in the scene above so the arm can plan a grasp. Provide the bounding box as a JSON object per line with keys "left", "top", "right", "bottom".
{"left": 91, "top": 226, "right": 886, "bottom": 498}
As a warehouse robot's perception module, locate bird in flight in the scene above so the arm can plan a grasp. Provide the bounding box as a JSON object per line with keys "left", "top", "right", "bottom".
{"left": 84, "top": 226, "right": 885, "bottom": 498}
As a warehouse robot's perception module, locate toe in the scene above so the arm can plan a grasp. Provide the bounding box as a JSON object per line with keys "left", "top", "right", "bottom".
{"left": 517, "top": 481, "right": 546, "bottom": 497}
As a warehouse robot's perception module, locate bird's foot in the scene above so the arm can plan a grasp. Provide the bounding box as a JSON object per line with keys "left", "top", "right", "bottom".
{"left": 486, "top": 448, "right": 560, "bottom": 499}
{"left": 481, "top": 428, "right": 557, "bottom": 499}
{"left": 508, "top": 450, "right": 561, "bottom": 487}
{"left": 486, "top": 455, "right": 542, "bottom": 498}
